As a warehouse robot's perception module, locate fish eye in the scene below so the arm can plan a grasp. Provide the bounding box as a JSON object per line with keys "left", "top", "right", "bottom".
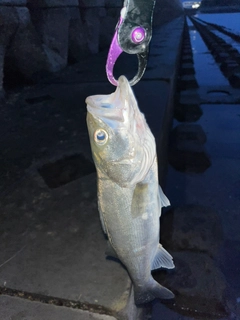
{"left": 94, "top": 129, "right": 108, "bottom": 145}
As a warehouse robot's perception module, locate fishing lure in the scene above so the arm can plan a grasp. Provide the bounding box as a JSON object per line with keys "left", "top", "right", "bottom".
{"left": 106, "top": 0, "right": 156, "bottom": 86}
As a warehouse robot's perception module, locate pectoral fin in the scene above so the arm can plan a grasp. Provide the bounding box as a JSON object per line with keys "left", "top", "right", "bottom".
{"left": 152, "top": 244, "right": 175, "bottom": 270}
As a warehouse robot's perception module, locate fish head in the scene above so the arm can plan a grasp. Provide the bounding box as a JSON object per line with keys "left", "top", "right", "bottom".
{"left": 86, "top": 76, "right": 155, "bottom": 187}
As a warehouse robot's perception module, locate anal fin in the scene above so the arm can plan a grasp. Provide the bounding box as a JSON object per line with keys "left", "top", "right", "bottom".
{"left": 152, "top": 244, "right": 175, "bottom": 270}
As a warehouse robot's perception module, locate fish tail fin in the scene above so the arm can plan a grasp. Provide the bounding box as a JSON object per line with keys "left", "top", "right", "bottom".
{"left": 134, "top": 279, "right": 174, "bottom": 305}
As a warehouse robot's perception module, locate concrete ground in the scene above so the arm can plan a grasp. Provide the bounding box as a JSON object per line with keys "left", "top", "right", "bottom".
{"left": 0, "top": 17, "right": 184, "bottom": 320}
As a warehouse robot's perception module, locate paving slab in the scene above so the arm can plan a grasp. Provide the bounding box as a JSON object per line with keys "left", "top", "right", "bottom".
{"left": 0, "top": 171, "right": 133, "bottom": 318}
{"left": 0, "top": 295, "right": 116, "bottom": 320}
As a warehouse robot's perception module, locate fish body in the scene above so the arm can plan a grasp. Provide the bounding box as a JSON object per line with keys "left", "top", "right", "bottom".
{"left": 86, "top": 76, "right": 174, "bottom": 304}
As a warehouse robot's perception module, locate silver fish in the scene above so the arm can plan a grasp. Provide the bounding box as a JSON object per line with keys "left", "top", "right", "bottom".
{"left": 86, "top": 76, "right": 174, "bottom": 304}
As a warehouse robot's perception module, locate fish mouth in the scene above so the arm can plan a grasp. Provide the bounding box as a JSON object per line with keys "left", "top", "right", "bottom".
{"left": 86, "top": 76, "right": 131, "bottom": 126}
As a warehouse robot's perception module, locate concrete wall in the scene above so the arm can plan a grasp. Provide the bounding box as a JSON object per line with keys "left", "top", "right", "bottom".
{"left": 0, "top": 0, "right": 183, "bottom": 99}
{"left": 200, "top": 0, "right": 240, "bottom": 12}
{"left": 153, "top": 0, "right": 183, "bottom": 26}
{"left": 201, "top": 0, "right": 240, "bottom": 6}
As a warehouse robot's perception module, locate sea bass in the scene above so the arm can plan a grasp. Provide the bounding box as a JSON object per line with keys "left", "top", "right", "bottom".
{"left": 86, "top": 76, "right": 174, "bottom": 304}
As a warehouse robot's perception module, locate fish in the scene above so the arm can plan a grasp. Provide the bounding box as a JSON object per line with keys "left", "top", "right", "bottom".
{"left": 86, "top": 75, "right": 174, "bottom": 304}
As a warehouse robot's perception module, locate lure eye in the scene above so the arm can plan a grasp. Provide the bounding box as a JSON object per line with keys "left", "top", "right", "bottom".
{"left": 94, "top": 129, "right": 108, "bottom": 145}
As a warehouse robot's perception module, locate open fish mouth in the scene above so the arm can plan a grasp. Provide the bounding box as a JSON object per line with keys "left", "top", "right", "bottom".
{"left": 86, "top": 76, "right": 131, "bottom": 125}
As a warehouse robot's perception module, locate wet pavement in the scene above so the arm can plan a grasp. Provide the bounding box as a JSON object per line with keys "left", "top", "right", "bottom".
{"left": 152, "top": 12, "right": 240, "bottom": 320}
{"left": 153, "top": 104, "right": 240, "bottom": 319}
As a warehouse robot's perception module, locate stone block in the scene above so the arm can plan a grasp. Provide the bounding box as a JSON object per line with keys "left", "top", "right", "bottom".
{"left": 153, "top": 0, "right": 184, "bottom": 27}
{"left": 0, "top": 45, "right": 4, "bottom": 97}
{"left": 169, "top": 124, "right": 207, "bottom": 151}
{"left": 180, "top": 63, "right": 195, "bottom": 75}
{"left": 99, "top": 8, "right": 119, "bottom": 50}
{"left": 0, "top": 89, "right": 4, "bottom": 102}
{"left": 4, "top": 7, "right": 56, "bottom": 80}
{"left": 231, "top": 52, "right": 240, "bottom": 64}
{"left": 27, "top": 0, "right": 78, "bottom": 7}
{"left": 221, "top": 60, "right": 239, "bottom": 78}
{"left": 28, "top": 6, "right": 70, "bottom": 70}
{"left": 0, "top": 6, "right": 19, "bottom": 94}
{"left": 0, "top": 0, "right": 26, "bottom": 5}
{"left": 104, "top": 0, "right": 122, "bottom": 8}
{"left": 229, "top": 72, "right": 240, "bottom": 88}
{"left": 0, "top": 6, "right": 19, "bottom": 45}
{"left": 174, "top": 103, "right": 203, "bottom": 122}
{"left": 168, "top": 124, "right": 211, "bottom": 172}
{"left": 228, "top": 47, "right": 239, "bottom": 55}
{"left": 79, "top": 0, "right": 105, "bottom": 7}
{"left": 179, "top": 89, "right": 201, "bottom": 106}
{"left": 81, "top": 8, "right": 106, "bottom": 54}
{"left": 215, "top": 51, "right": 229, "bottom": 63}
{"left": 182, "top": 48, "right": 193, "bottom": 56}
{"left": 176, "top": 90, "right": 202, "bottom": 122}
{"left": 68, "top": 7, "right": 90, "bottom": 62}
{"left": 182, "top": 44, "right": 192, "bottom": 51}
{"left": 179, "top": 75, "right": 199, "bottom": 90}
{"left": 181, "top": 55, "right": 194, "bottom": 64}
{"left": 221, "top": 43, "right": 232, "bottom": 50}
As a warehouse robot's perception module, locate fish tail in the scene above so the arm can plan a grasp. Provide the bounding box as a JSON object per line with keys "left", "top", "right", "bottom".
{"left": 134, "top": 279, "right": 174, "bottom": 305}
